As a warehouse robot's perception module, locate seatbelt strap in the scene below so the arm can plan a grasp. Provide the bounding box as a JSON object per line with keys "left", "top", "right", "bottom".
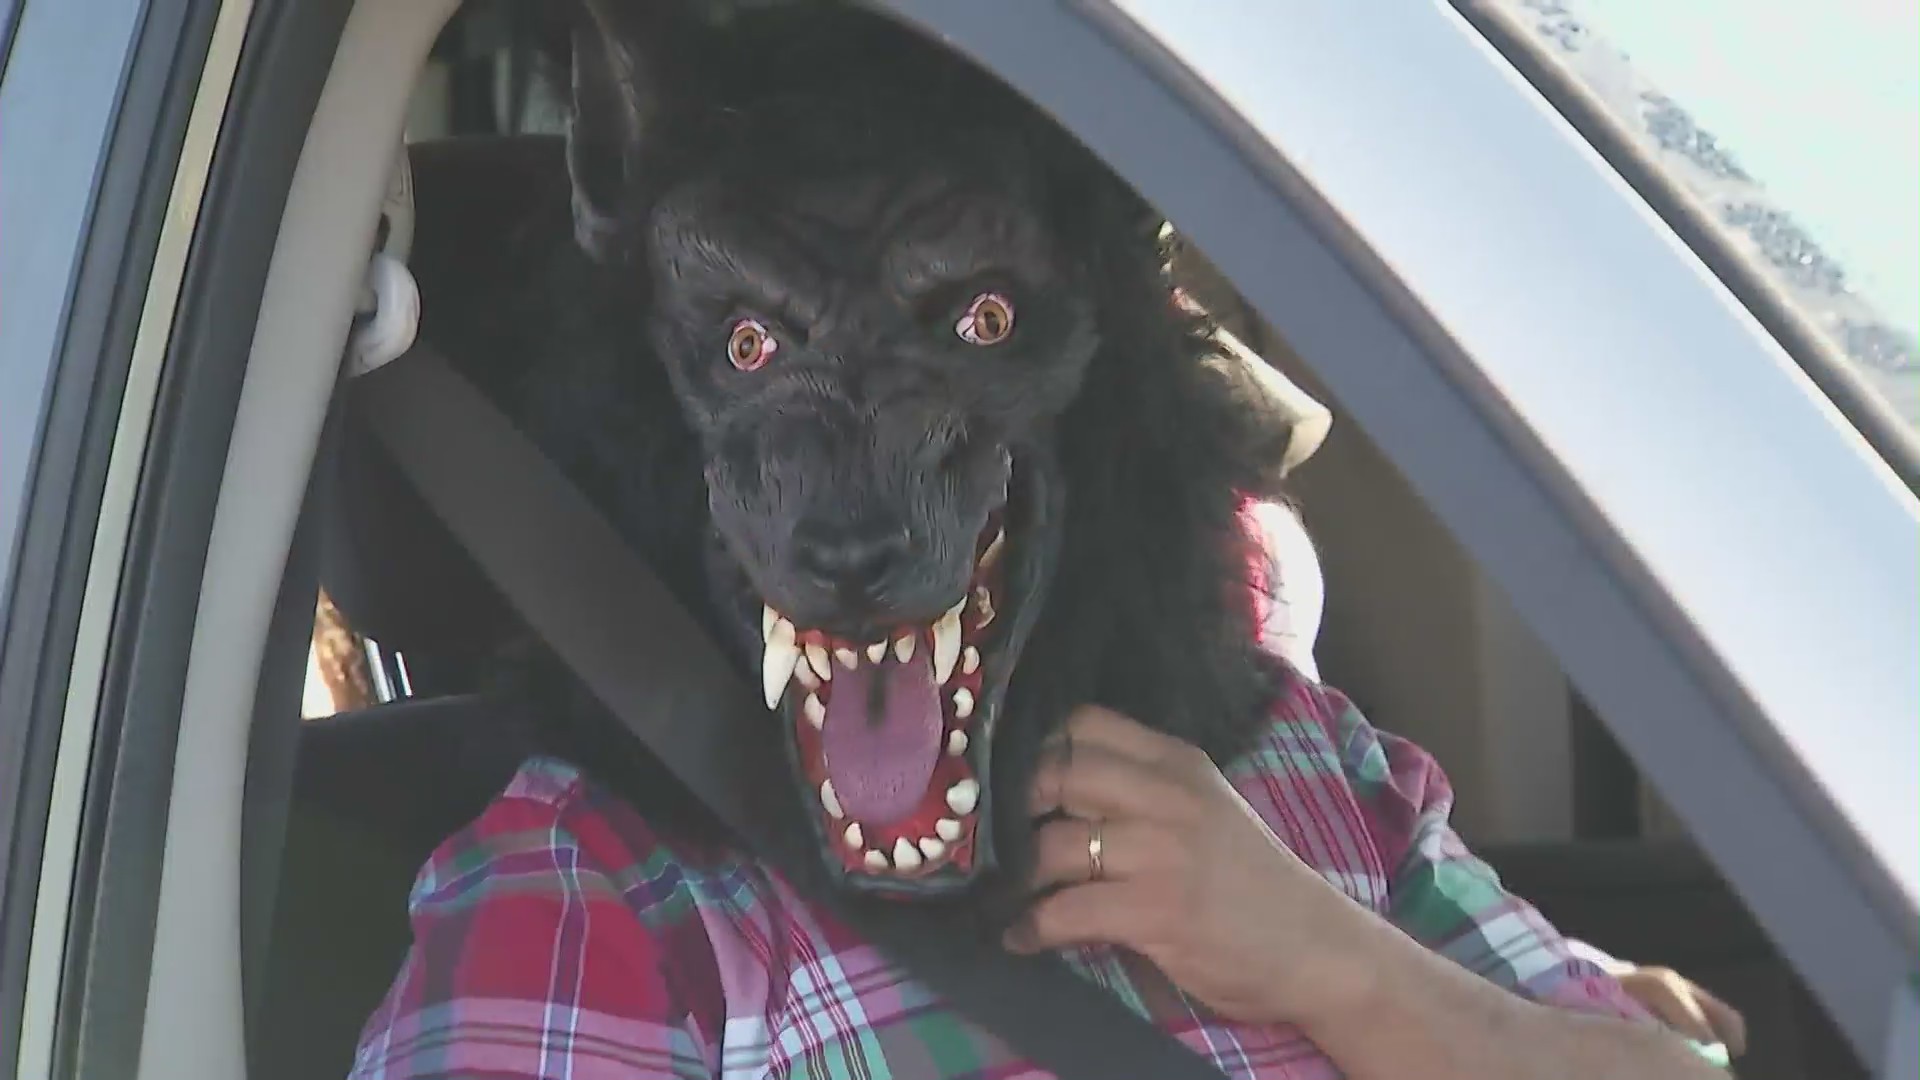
{"left": 356, "top": 347, "right": 1228, "bottom": 1080}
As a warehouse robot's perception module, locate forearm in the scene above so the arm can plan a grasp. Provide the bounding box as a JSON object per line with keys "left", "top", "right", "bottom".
{"left": 1293, "top": 902, "right": 1722, "bottom": 1080}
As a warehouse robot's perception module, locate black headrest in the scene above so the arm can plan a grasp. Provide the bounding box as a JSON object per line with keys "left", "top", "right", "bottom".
{"left": 293, "top": 694, "right": 537, "bottom": 859}
{"left": 319, "top": 136, "right": 573, "bottom": 689}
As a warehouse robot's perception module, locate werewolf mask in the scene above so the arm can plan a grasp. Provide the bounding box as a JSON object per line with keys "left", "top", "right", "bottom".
{"left": 561, "top": 0, "right": 1289, "bottom": 899}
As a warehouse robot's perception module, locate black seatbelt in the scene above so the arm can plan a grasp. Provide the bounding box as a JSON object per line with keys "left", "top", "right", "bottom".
{"left": 356, "top": 347, "right": 1228, "bottom": 1080}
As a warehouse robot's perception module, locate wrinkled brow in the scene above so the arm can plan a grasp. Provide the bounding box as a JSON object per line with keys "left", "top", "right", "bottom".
{"left": 880, "top": 199, "right": 1056, "bottom": 301}
{"left": 651, "top": 206, "right": 834, "bottom": 327}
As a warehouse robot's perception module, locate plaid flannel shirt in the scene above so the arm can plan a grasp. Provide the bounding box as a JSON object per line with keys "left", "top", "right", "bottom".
{"left": 349, "top": 501, "right": 1659, "bottom": 1079}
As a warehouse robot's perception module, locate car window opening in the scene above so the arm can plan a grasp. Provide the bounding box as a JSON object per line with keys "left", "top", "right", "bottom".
{"left": 259, "top": 5, "right": 1871, "bottom": 1080}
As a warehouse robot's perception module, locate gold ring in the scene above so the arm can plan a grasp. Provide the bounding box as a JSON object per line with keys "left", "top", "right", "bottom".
{"left": 1087, "top": 819, "right": 1106, "bottom": 881}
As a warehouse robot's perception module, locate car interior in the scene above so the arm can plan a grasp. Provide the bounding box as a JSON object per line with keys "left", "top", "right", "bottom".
{"left": 129, "top": 2, "right": 1868, "bottom": 1078}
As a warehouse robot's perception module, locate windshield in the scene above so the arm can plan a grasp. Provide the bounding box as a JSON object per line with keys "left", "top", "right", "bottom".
{"left": 1475, "top": 0, "right": 1920, "bottom": 438}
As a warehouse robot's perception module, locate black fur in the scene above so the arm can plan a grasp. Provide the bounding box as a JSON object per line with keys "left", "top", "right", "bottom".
{"left": 428, "top": 0, "right": 1298, "bottom": 901}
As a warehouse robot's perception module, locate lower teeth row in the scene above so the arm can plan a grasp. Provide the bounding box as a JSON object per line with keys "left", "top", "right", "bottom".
{"left": 829, "top": 779, "right": 978, "bottom": 873}
{"left": 847, "top": 815, "right": 969, "bottom": 872}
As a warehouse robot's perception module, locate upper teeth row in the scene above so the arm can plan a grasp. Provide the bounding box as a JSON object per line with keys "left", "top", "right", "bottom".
{"left": 761, "top": 593, "right": 982, "bottom": 709}
{"left": 759, "top": 525, "right": 1003, "bottom": 710}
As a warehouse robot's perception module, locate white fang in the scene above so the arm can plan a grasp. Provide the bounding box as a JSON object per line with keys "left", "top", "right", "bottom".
{"left": 932, "top": 599, "right": 964, "bottom": 684}
{"left": 805, "top": 643, "right": 833, "bottom": 682}
{"left": 979, "top": 527, "right": 1006, "bottom": 571}
{"left": 763, "top": 617, "right": 799, "bottom": 708}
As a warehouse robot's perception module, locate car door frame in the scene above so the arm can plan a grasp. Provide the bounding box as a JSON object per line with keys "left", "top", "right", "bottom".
{"left": 0, "top": 0, "right": 355, "bottom": 1077}
{"left": 1, "top": 0, "right": 223, "bottom": 1073}
{"left": 6, "top": 0, "right": 1912, "bottom": 1076}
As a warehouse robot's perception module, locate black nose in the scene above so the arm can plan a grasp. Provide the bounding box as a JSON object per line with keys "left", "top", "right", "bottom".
{"left": 793, "top": 521, "right": 914, "bottom": 609}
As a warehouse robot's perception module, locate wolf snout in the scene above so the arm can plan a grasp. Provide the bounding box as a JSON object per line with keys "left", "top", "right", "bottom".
{"left": 790, "top": 518, "right": 920, "bottom": 616}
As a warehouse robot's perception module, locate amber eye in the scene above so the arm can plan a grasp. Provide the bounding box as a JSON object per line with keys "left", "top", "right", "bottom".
{"left": 727, "top": 318, "right": 778, "bottom": 371}
{"left": 955, "top": 292, "right": 1015, "bottom": 346}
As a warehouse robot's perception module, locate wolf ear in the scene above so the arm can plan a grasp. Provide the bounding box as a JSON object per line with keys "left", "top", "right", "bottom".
{"left": 567, "top": 0, "right": 686, "bottom": 263}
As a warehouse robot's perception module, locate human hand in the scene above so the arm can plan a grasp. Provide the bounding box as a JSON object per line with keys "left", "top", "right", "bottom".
{"left": 1615, "top": 966, "right": 1747, "bottom": 1057}
{"left": 1000, "top": 707, "right": 1731, "bottom": 1080}
{"left": 1001, "top": 704, "right": 1370, "bottom": 1025}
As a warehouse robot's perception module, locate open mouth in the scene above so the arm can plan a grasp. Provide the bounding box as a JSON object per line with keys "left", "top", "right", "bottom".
{"left": 761, "top": 518, "right": 1007, "bottom": 895}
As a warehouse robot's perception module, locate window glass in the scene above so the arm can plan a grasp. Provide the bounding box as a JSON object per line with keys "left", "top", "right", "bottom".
{"left": 1477, "top": 0, "right": 1919, "bottom": 434}
{"left": 0, "top": 2, "right": 18, "bottom": 71}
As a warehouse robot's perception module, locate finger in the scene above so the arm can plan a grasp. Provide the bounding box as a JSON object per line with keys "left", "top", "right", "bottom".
{"left": 1637, "top": 970, "right": 1745, "bottom": 1054}
{"left": 1003, "top": 881, "right": 1155, "bottom": 954}
{"left": 1691, "top": 984, "right": 1747, "bottom": 1056}
{"left": 1622, "top": 971, "right": 1717, "bottom": 1046}
{"left": 1028, "top": 742, "right": 1200, "bottom": 824}
{"left": 1054, "top": 705, "right": 1198, "bottom": 766}
{"left": 1027, "top": 817, "right": 1177, "bottom": 892}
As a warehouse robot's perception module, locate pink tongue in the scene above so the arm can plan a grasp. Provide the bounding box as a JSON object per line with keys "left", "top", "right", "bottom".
{"left": 820, "top": 647, "right": 943, "bottom": 825}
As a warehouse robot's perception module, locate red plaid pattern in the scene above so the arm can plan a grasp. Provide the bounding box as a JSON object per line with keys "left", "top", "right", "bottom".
{"left": 349, "top": 501, "right": 1657, "bottom": 1079}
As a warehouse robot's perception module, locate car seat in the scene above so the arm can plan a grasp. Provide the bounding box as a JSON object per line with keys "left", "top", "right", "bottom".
{"left": 253, "top": 136, "right": 575, "bottom": 1080}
